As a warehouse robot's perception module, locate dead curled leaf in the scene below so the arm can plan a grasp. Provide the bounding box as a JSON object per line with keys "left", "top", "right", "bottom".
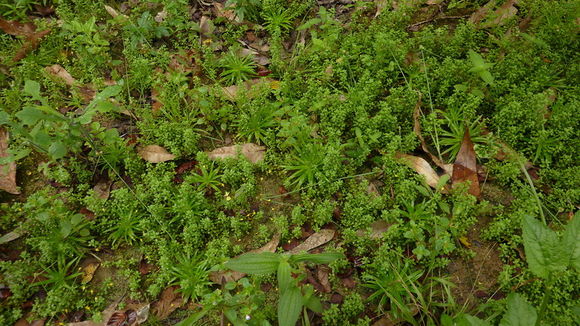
{"left": 45, "top": 64, "right": 76, "bottom": 86}
{"left": 93, "top": 179, "right": 112, "bottom": 200}
{"left": 355, "top": 220, "right": 391, "bottom": 239}
{"left": 138, "top": 145, "right": 176, "bottom": 163}
{"left": 470, "top": 0, "right": 518, "bottom": 28}
{"left": 0, "top": 127, "right": 19, "bottom": 194}
{"left": 396, "top": 153, "right": 449, "bottom": 193}
{"left": 68, "top": 303, "right": 117, "bottom": 326}
{"left": 207, "top": 143, "right": 265, "bottom": 164}
{"left": 81, "top": 262, "right": 100, "bottom": 284}
{"left": 152, "top": 286, "right": 182, "bottom": 320}
{"left": 452, "top": 128, "right": 480, "bottom": 198}
{"left": 289, "top": 229, "right": 335, "bottom": 254}
{"left": 0, "top": 18, "right": 51, "bottom": 62}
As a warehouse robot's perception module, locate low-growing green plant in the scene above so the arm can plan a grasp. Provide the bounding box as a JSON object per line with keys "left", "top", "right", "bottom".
{"left": 282, "top": 142, "right": 326, "bottom": 190}
{"left": 34, "top": 257, "right": 82, "bottom": 292}
{"left": 236, "top": 101, "right": 283, "bottom": 145}
{"left": 169, "top": 251, "right": 212, "bottom": 303}
{"left": 107, "top": 207, "right": 145, "bottom": 248}
{"left": 187, "top": 162, "right": 222, "bottom": 193}
{"left": 225, "top": 251, "right": 344, "bottom": 326}
{"left": 219, "top": 49, "right": 257, "bottom": 85}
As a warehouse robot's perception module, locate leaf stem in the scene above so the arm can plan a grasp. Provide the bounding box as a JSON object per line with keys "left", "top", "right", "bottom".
{"left": 536, "top": 275, "right": 554, "bottom": 325}
{"left": 519, "top": 160, "right": 546, "bottom": 225}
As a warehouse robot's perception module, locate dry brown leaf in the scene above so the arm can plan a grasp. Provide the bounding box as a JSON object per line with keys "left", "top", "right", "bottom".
{"left": 68, "top": 303, "right": 117, "bottom": 326}
{"left": 138, "top": 145, "right": 176, "bottom": 163}
{"left": 316, "top": 266, "right": 332, "bottom": 293}
{"left": 356, "top": 220, "right": 391, "bottom": 239}
{"left": 396, "top": 153, "right": 448, "bottom": 192}
{"left": 482, "top": 0, "right": 518, "bottom": 28}
{"left": 469, "top": 0, "right": 497, "bottom": 25}
{"left": 152, "top": 286, "right": 182, "bottom": 320}
{"left": 210, "top": 233, "right": 280, "bottom": 284}
{"left": 45, "top": 64, "right": 76, "bottom": 86}
{"left": 0, "top": 127, "right": 19, "bottom": 194}
{"left": 452, "top": 127, "right": 480, "bottom": 198}
{"left": 213, "top": 3, "right": 236, "bottom": 21}
{"left": 220, "top": 78, "right": 275, "bottom": 100}
{"left": 289, "top": 229, "right": 335, "bottom": 254}
{"left": 199, "top": 16, "right": 213, "bottom": 35}
{"left": 207, "top": 143, "right": 265, "bottom": 164}
{"left": 104, "top": 5, "right": 120, "bottom": 18}
{"left": 154, "top": 10, "right": 167, "bottom": 23}
{"left": 0, "top": 229, "right": 22, "bottom": 244}
{"left": 239, "top": 48, "right": 270, "bottom": 66}
{"left": 93, "top": 179, "right": 112, "bottom": 200}
{"left": 81, "top": 262, "right": 100, "bottom": 284}
{"left": 14, "top": 316, "right": 45, "bottom": 326}
{"left": 0, "top": 18, "right": 51, "bottom": 62}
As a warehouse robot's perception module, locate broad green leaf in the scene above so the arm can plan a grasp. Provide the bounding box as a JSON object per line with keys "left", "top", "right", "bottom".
{"left": 458, "top": 314, "right": 491, "bottom": 326}
{"left": 290, "top": 252, "right": 344, "bottom": 264}
{"left": 24, "top": 80, "right": 41, "bottom": 99}
{"left": 499, "top": 293, "right": 537, "bottom": 326}
{"left": 277, "top": 260, "right": 292, "bottom": 293}
{"left": 174, "top": 309, "right": 208, "bottom": 326}
{"left": 48, "top": 141, "right": 67, "bottom": 160}
{"left": 522, "top": 215, "right": 568, "bottom": 278}
{"left": 301, "top": 285, "right": 322, "bottom": 313}
{"left": 562, "top": 212, "right": 580, "bottom": 271}
{"left": 278, "top": 285, "right": 303, "bottom": 326}
{"left": 225, "top": 252, "right": 281, "bottom": 275}
{"left": 15, "top": 107, "right": 49, "bottom": 126}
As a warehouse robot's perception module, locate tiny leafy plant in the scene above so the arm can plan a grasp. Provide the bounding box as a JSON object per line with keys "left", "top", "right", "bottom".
{"left": 187, "top": 162, "right": 222, "bottom": 192}
{"left": 236, "top": 102, "right": 283, "bottom": 145}
{"left": 107, "top": 208, "right": 144, "bottom": 248}
{"left": 225, "top": 251, "right": 344, "bottom": 326}
{"left": 169, "top": 251, "right": 212, "bottom": 303}
{"left": 282, "top": 142, "right": 326, "bottom": 190}
{"left": 468, "top": 50, "right": 494, "bottom": 85}
{"left": 219, "top": 49, "right": 257, "bottom": 85}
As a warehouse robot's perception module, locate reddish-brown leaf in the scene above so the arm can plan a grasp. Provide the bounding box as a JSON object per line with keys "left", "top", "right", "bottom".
{"left": 152, "top": 286, "right": 183, "bottom": 320}
{"left": 452, "top": 127, "right": 480, "bottom": 198}
{"left": 0, "top": 127, "right": 19, "bottom": 194}
{"left": 106, "top": 311, "right": 127, "bottom": 326}
{"left": 0, "top": 18, "right": 36, "bottom": 36}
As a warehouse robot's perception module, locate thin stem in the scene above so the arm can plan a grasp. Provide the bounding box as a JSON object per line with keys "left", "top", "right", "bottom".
{"left": 519, "top": 160, "right": 546, "bottom": 225}
{"left": 536, "top": 276, "right": 554, "bottom": 326}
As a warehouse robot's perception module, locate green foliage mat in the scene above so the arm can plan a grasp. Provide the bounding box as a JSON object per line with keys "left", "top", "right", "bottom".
{"left": 0, "top": 0, "right": 578, "bottom": 325}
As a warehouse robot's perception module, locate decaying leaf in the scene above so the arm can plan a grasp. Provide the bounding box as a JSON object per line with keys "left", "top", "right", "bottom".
{"left": 68, "top": 303, "right": 118, "bottom": 326}
{"left": 14, "top": 315, "right": 45, "bottom": 326}
{"left": 93, "top": 179, "right": 112, "bottom": 200}
{"left": 356, "top": 220, "right": 391, "bottom": 239}
{"left": 482, "top": 0, "right": 518, "bottom": 28}
{"left": 81, "top": 262, "right": 100, "bottom": 284}
{"left": 152, "top": 286, "right": 182, "bottom": 320}
{"left": 396, "top": 153, "right": 448, "bottom": 193}
{"left": 210, "top": 233, "right": 280, "bottom": 284}
{"left": 220, "top": 78, "right": 276, "bottom": 100}
{"left": 452, "top": 128, "right": 480, "bottom": 198}
{"left": 0, "top": 18, "right": 51, "bottom": 62}
{"left": 316, "top": 265, "right": 332, "bottom": 293}
{"left": 0, "top": 229, "right": 22, "bottom": 244}
{"left": 0, "top": 127, "right": 19, "bottom": 194}
{"left": 207, "top": 143, "right": 265, "bottom": 164}
{"left": 289, "top": 229, "right": 335, "bottom": 254}
{"left": 138, "top": 145, "right": 176, "bottom": 163}
{"left": 45, "top": 64, "right": 76, "bottom": 86}
{"left": 213, "top": 3, "right": 236, "bottom": 21}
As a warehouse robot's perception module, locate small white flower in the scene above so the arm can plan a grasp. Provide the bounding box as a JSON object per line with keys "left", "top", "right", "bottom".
{"left": 245, "top": 315, "right": 251, "bottom": 320}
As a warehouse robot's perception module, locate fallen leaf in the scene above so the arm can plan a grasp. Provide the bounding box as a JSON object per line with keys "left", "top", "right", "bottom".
{"left": 68, "top": 303, "right": 117, "bottom": 326}
{"left": 213, "top": 3, "right": 236, "bottom": 21}
{"left": 482, "top": 0, "right": 518, "bottom": 28}
{"left": 220, "top": 78, "right": 276, "bottom": 100}
{"left": 452, "top": 127, "right": 480, "bottom": 198}
{"left": 469, "top": 0, "right": 497, "bottom": 25}
{"left": 152, "top": 286, "right": 182, "bottom": 320}
{"left": 104, "top": 5, "right": 120, "bottom": 18}
{"left": 106, "top": 311, "right": 128, "bottom": 326}
{"left": 138, "top": 145, "right": 175, "bottom": 163}
{"left": 239, "top": 48, "right": 270, "bottom": 66}
{"left": 154, "top": 10, "right": 167, "bottom": 23}
{"left": 93, "top": 179, "right": 112, "bottom": 200}
{"left": 81, "top": 263, "right": 100, "bottom": 284}
{"left": 45, "top": 64, "right": 76, "bottom": 86}
{"left": 210, "top": 233, "right": 280, "bottom": 284}
{"left": 0, "top": 19, "right": 51, "bottom": 61}
{"left": 207, "top": 143, "right": 265, "bottom": 164}
{"left": 396, "top": 153, "right": 448, "bottom": 192}
{"left": 14, "top": 316, "right": 45, "bottom": 326}
{"left": 199, "top": 16, "right": 213, "bottom": 35}
{"left": 316, "top": 266, "right": 332, "bottom": 293}
{"left": 289, "top": 229, "right": 335, "bottom": 254}
{"left": 0, "top": 127, "right": 19, "bottom": 194}
{"left": 459, "top": 236, "right": 471, "bottom": 248}
{"left": 356, "top": 220, "right": 391, "bottom": 239}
